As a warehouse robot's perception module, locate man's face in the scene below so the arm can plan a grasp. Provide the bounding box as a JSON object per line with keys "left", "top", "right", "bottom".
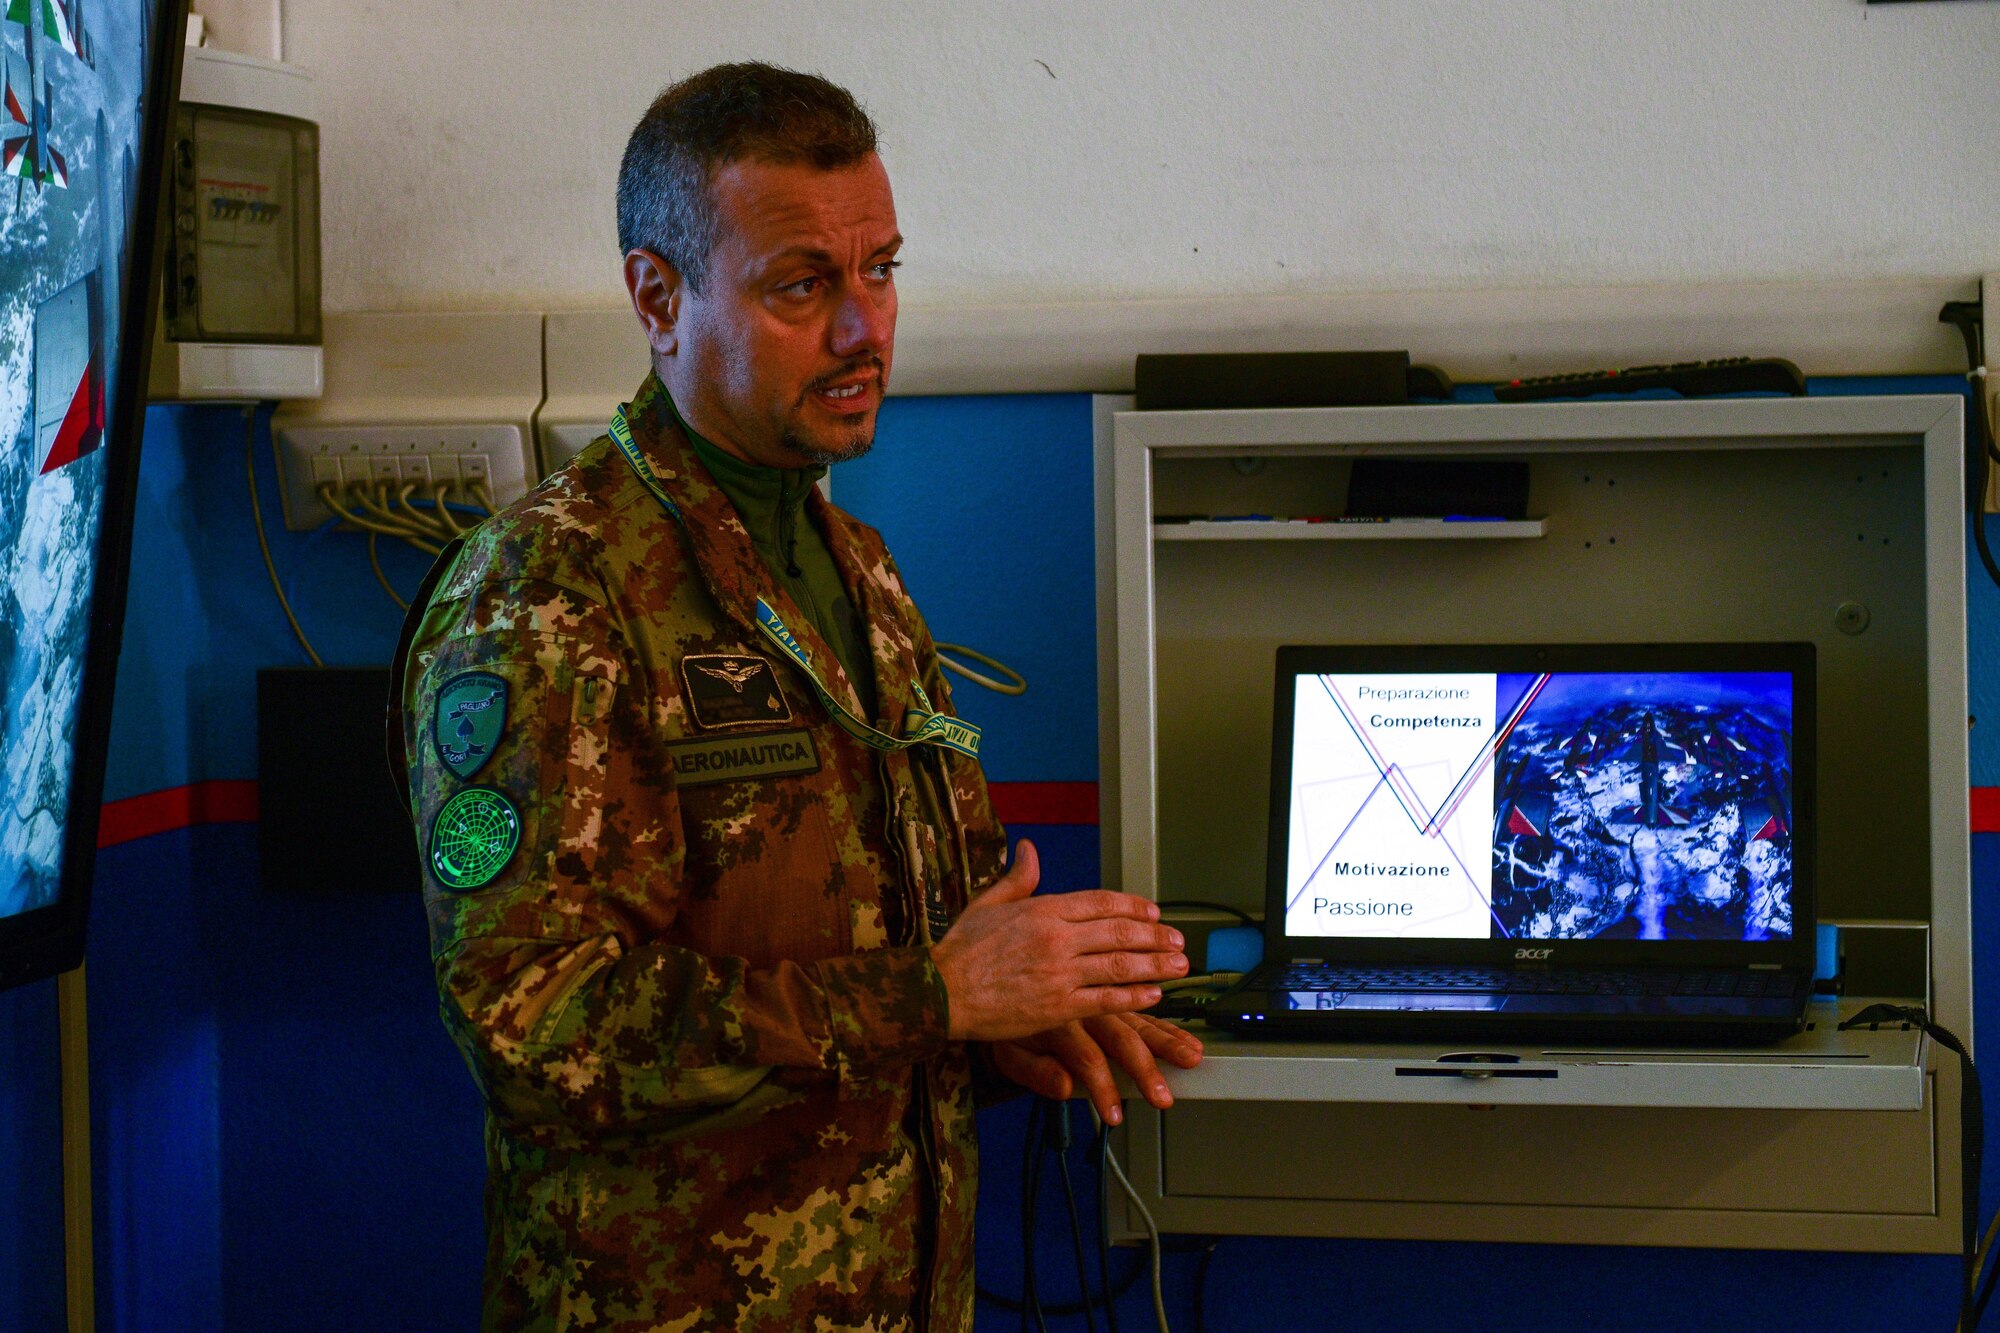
{"left": 666, "top": 153, "right": 899, "bottom": 469}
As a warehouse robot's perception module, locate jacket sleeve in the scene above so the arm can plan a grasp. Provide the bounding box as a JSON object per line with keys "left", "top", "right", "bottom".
{"left": 403, "top": 575, "right": 951, "bottom": 1141}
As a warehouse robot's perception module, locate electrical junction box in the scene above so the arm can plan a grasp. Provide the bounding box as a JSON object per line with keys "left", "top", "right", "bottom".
{"left": 148, "top": 44, "right": 323, "bottom": 402}
{"left": 271, "top": 312, "right": 541, "bottom": 532}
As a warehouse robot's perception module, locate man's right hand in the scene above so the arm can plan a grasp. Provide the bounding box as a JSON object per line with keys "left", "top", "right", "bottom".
{"left": 931, "top": 839, "right": 1189, "bottom": 1042}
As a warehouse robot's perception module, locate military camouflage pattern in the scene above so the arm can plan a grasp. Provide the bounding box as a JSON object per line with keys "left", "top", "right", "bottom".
{"left": 390, "top": 371, "right": 1009, "bottom": 1331}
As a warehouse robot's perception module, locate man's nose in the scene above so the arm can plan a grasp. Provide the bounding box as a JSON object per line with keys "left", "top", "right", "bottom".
{"left": 830, "top": 281, "right": 893, "bottom": 360}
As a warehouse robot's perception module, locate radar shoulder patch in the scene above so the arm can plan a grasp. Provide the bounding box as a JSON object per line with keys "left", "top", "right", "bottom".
{"left": 429, "top": 786, "right": 521, "bottom": 892}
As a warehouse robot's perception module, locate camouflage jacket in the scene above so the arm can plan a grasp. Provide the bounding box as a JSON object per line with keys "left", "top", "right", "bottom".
{"left": 390, "top": 372, "right": 1009, "bottom": 1332}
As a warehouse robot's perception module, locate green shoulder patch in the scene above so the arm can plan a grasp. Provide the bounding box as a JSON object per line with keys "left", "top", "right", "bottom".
{"left": 435, "top": 671, "right": 508, "bottom": 781}
{"left": 429, "top": 787, "right": 522, "bottom": 892}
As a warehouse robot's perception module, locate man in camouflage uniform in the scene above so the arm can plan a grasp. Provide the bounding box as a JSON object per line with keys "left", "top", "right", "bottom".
{"left": 392, "top": 63, "right": 1202, "bottom": 1331}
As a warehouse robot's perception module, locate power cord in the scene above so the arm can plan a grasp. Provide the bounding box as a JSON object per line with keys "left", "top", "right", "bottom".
{"left": 1096, "top": 1117, "right": 1124, "bottom": 1333}
{"left": 244, "top": 406, "right": 323, "bottom": 667}
{"left": 1189, "top": 1237, "right": 1221, "bottom": 1333}
{"left": 935, "top": 641, "right": 1028, "bottom": 695}
{"left": 1024, "top": 1097, "right": 1046, "bottom": 1333}
{"left": 367, "top": 533, "right": 409, "bottom": 610}
{"left": 313, "top": 478, "right": 495, "bottom": 584}
{"left": 1049, "top": 1103, "right": 1100, "bottom": 1333}
{"left": 980, "top": 1099, "right": 1182, "bottom": 1332}
{"left": 1150, "top": 903, "right": 1258, "bottom": 1021}
{"left": 250, "top": 444, "right": 495, "bottom": 637}
{"left": 1935, "top": 301, "right": 2000, "bottom": 594}
{"left": 1838, "top": 1003, "right": 1994, "bottom": 1330}
{"left": 1097, "top": 1107, "right": 1171, "bottom": 1333}
{"left": 317, "top": 482, "right": 442, "bottom": 555}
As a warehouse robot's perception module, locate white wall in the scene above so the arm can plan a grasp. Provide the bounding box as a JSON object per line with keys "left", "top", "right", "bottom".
{"left": 284, "top": 1, "right": 2000, "bottom": 318}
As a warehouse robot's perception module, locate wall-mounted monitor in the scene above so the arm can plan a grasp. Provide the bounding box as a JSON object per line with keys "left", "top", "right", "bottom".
{"left": 0, "top": 0, "right": 184, "bottom": 991}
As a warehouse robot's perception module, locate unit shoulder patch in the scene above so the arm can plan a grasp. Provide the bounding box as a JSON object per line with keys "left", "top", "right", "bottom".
{"left": 429, "top": 786, "right": 522, "bottom": 891}
{"left": 434, "top": 671, "right": 508, "bottom": 780}
{"left": 680, "top": 653, "right": 792, "bottom": 730}
{"left": 668, "top": 730, "right": 821, "bottom": 788}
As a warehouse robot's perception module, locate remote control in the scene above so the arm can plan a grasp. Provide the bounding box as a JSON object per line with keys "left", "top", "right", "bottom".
{"left": 1494, "top": 356, "right": 1806, "bottom": 402}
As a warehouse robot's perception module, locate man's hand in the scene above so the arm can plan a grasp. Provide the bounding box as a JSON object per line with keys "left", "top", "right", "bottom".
{"left": 931, "top": 840, "right": 1188, "bottom": 1042}
{"left": 988, "top": 1015, "right": 1204, "bottom": 1126}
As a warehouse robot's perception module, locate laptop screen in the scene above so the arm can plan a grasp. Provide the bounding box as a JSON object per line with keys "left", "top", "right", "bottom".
{"left": 1276, "top": 658, "right": 1801, "bottom": 947}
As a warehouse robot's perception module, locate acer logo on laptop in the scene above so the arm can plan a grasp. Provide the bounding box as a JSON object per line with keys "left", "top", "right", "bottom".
{"left": 1514, "top": 947, "right": 1554, "bottom": 961}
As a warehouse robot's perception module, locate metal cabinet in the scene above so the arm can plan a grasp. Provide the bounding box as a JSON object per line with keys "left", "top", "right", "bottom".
{"left": 1094, "top": 394, "right": 1969, "bottom": 1251}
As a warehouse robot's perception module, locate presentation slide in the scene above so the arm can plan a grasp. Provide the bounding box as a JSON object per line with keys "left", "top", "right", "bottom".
{"left": 1282, "top": 671, "right": 1795, "bottom": 943}
{"left": 1285, "top": 672, "right": 1502, "bottom": 939}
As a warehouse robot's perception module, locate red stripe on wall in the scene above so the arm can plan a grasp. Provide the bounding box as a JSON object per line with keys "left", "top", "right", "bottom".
{"left": 97, "top": 780, "right": 260, "bottom": 848}
{"left": 86, "top": 780, "right": 2000, "bottom": 844}
{"left": 989, "top": 781, "right": 1099, "bottom": 826}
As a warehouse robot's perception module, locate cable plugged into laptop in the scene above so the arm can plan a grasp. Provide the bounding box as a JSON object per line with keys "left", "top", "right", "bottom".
{"left": 1837, "top": 1004, "right": 1993, "bottom": 1330}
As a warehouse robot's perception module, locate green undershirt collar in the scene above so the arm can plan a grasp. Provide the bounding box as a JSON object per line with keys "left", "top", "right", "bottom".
{"left": 668, "top": 393, "right": 878, "bottom": 723}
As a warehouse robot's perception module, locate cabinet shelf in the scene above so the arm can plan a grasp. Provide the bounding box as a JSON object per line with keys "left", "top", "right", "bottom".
{"left": 1154, "top": 997, "right": 1926, "bottom": 1111}
{"left": 1154, "top": 518, "right": 1547, "bottom": 541}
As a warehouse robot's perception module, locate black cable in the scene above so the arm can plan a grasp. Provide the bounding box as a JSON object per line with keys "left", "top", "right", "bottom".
{"left": 1969, "top": 382, "right": 2000, "bottom": 597}
{"left": 1048, "top": 1102, "right": 1100, "bottom": 1333}
{"left": 1936, "top": 301, "right": 2000, "bottom": 595}
{"left": 1096, "top": 1119, "right": 1122, "bottom": 1333}
{"left": 1156, "top": 899, "right": 1258, "bottom": 928}
{"left": 980, "top": 1099, "right": 1232, "bottom": 1324}
{"left": 1839, "top": 1004, "right": 1989, "bottom": 1330}
{"left": 1192, "top": 1237, "right": 1221, "bottom": 1333}
{"left": 981, "top": 1102, "right": 1153, "bottom": 1321}
{"left": 244, "top": 405, "right": 324, "bottom": 666}
{"left": 979, "top": 1250, "right": 1149, "bottom": 1317}
{"left": 1022, "top": 1097, "right": 1046, "bottom": 1333}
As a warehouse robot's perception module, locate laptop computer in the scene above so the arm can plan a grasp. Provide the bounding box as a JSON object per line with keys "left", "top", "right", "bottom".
{"left": 1212, "top": 642, "right": 1816, "bottom": 1044}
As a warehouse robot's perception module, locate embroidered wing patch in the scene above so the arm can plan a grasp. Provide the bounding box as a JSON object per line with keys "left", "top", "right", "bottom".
{"left": 435, "top": 671, "right": 507, "bottom": 780}
{"left": 680, "top": 654, "right": 793, "bottom": 730}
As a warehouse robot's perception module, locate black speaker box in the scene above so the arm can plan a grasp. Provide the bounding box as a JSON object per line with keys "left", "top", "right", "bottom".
{"left": 258, "top": 666, "right": 421, "bottom": 893}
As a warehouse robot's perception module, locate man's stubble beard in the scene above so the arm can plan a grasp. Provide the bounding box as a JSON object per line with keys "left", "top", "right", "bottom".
{"left": 783, "top": 423, "right": 876, "bottom": 468}
{"left": 785, "top": 354, "right": 888, "bottom": 466}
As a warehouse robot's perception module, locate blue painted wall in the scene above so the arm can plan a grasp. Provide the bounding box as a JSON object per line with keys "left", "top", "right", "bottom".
{"left": 4, "top": 381, "right": 1996, "bottom": 1330}
{"left": 0, "top": 975, "right": 66, "bottom": 1333}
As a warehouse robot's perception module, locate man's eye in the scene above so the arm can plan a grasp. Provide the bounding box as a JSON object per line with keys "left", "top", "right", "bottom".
{"left": 781, "top": 276, "right": 821, "bottom": 297}
{"left": 870, "top": 260, "right": 902, "bottom": 281}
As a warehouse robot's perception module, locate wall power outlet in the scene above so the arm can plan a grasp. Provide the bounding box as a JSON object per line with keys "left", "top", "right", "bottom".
{"left": 272, "top": 422, "right": 534, "bottom": 532}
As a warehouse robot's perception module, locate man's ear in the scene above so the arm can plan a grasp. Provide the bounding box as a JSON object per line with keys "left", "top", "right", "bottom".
{"left": 623, "top": 248, "right": 683, "bottom": 359}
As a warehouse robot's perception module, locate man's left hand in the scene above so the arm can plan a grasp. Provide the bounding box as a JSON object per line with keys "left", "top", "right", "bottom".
{"left": 987, "top": 1014, "right": 1204, "bottom": 1126}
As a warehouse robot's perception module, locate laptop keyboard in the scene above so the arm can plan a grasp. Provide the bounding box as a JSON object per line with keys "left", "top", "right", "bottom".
{"left": 1275, "top": 964, "right": 1799, "bottom": 999}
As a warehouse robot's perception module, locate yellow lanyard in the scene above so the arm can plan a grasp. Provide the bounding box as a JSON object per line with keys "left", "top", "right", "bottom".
{"left": 609, "top": 405, "right": 982, "bottom": 760}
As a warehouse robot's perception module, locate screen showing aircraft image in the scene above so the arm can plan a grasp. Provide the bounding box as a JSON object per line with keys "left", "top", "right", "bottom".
{"left": 0, "top": 0, "right": 161, "bottom": 924}
{"left": 1284, "top": 670, "right": 1795, "bottom": 942}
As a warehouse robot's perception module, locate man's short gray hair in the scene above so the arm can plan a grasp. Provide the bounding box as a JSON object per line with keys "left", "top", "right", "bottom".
{"left": 617, "top": 62, "right": 879, "bottom": 293}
